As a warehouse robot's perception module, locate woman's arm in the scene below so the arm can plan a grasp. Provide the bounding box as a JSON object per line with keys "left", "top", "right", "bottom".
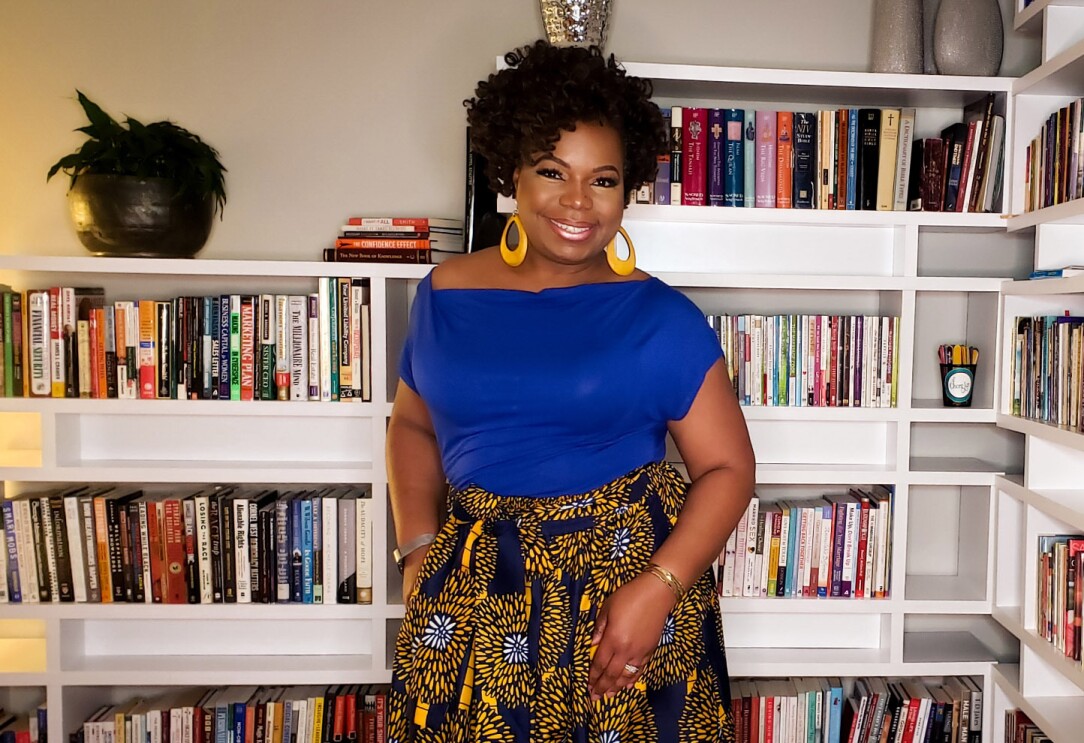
{"left": 588, "top": 359, "right": 755, "bottom": 698}
{"left": 386, "top": 380, "right": 448, "bottom": 600}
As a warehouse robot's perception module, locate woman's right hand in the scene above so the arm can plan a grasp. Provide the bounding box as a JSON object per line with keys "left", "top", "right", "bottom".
{"left": 401, "top": 546, "right": 431, "bottom": 608}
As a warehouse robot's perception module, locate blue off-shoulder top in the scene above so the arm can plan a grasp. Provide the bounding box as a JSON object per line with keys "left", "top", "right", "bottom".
{"left": 398, "top": 273, "right": 722, "bottom": 497}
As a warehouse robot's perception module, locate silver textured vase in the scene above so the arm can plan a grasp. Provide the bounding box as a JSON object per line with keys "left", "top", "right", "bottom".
{"left": 870, "top": 0, "right": 924, "bottom": 73}
{"left": 933, "top": 0, "right": 1003, "bottom": 75}
{"left": 539, "top": 0, "right": 612, "bottom": 48}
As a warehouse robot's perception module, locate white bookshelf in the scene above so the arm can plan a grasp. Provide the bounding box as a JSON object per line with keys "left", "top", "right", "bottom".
{"left": 1, "top": 59, "right": 1027, "bottom": 739}
{"left": 991, "top": 4, "right": 1084, "bottom": 735}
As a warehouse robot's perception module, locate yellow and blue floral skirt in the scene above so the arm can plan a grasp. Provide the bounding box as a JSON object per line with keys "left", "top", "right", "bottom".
{"left": 388, "top": 461, "right": 736, "bottom": 742}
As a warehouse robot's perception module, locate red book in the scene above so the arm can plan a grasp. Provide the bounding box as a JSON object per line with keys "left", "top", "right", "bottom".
{"left": 955, "top": 120, "right": 977, "bottom": 212}
{"left": 776, "top": 112, "right": 794, "bottom": 208}
{"left": 682, "top": 107, "right": 708, "bottom": 205}
{"left": 145, "top": 501, "right": 165, "bottom": 603}
{"left": 374, "top": 692, "right": 386, "bottom": 743}
{"left": 829, "top": 316, "right": 840, "bottom": 407}
{"left": 334, "top": 238, "right": 431, "bottom": 250}
{"left": 854, "top": 493, "right": 870, "bottom": 597}
{"left": 346, "top": 217, "right": 441, "bottom": 227}
{"left": 48, "top": 286, "right": 62, "bottom": 397}
{"left": 240, "top": 296, "right": 255, "bottom": 401}
{"left": 88, "top": 307, "right": 101, "bottom": 399}
{"left": 162, "top": 499, "right": 188, "bottom": 603}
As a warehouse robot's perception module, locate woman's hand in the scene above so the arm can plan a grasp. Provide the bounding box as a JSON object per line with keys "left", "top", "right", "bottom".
{"left": 588, "top": 572, "right": 677, "bottom": 700}
{"left": 401, "top": 546, "right": 431, "bottom": 609}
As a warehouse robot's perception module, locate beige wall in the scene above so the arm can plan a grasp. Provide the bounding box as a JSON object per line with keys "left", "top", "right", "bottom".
{"left": 0, "top": 0, "right": 1037, "bottom": 260}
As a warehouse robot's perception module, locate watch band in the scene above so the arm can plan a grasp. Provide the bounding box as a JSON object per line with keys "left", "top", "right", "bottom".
{"left": 393, "top": 532, "right": 437, "bottom": 573}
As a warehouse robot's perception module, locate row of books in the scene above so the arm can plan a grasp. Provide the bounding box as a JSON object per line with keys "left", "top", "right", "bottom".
{"left": 73, "top": 685, "right": 390, "bottom": 743}
{"left": 715, "top": 487, "right": 893, "bottom": 600}
{"left": 1036, "top": 534, "right": 1083, "bottom": 664}
{"left": 0, "top": 706, "right": 45, "bottom": 743}
{"left": 706, "top": 314, "right": 901, "bottom": 408}
{"left": 0, "top": 281, "right": 371, "bottom": 402}
{"left": 0, "top": 485, "right": 374, "bottom": 605}
{"left": 1023, "top": 98, "right": 1084, "bottom": 213}
{"left": 643, "top": 96, "right": 1004, "bottom": 214}
{"left": 1003, "top": 710, "right": 1050, "bottom": 743}
{"left": 728, "top": 675, "right": 982, "bottom": 743}
{"left": 324, "top": 216, "right": 464, "bottom": 265}
{"left": 1008, "top": 315, "right": 1084, "bottom": 429}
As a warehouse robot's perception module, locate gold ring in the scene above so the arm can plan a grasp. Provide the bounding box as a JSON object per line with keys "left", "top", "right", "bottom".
{"left": 622, "top": 663, "right": 639, "bottom": 675}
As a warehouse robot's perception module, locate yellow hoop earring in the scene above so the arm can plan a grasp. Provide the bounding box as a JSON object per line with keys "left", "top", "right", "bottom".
{"left": 605, "top": 227, "right": 636, "bottom": 276}
{"left": 500, "top": 213, "right": 528, "bottom": 267}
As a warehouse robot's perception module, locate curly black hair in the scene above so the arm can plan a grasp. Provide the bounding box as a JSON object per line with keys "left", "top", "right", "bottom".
{"left": 465, "top": 40, "right": 668, "bottom": 203}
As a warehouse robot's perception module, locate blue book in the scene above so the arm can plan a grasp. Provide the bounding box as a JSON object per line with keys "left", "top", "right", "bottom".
{"left": 792, "top": 112, "right": 816, "bottom": 208}
{"left": 215, "top": 703, "right": 229, "bottom": 743}
{"left": 311, "top": 495, "right": 323, "bottom": 604}
{"left": 328, "top": 278, "right": 339, "bottom": 400}
{"left": 301, "top": 496, "right": 314, "bottom": 603}
{"left": 1, "top": 501, "right": 19, "bottom": 602}
{"left": 724, "top": 109, "right": 745, "bottom": 206}
{"left": 785, "top": 504, "right": 800, "bottom": 596}
{"left": 218, "top": 295, "right": 230, "bottom": 399}
{"left": 281, "top": 701, "right": 294, "bottom": 743}
{"left": 232, "top": 702, "right": 246, "bottom": 743}
{"left": 828, "top": 682, "right": 844, "bottom": 743}
{"left": 743, "top": 111, "right": 756, "bottom": 207}
{"left": 846, "top": 109, "right": 859, "bottom": 209}
{"left": 707, "top": 109, "right": 726, "bottom": 206}
{"left": 290, "top": 496, "right": 303, "bottom": 602}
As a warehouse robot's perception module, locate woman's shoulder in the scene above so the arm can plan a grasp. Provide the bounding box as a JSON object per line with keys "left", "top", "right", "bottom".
{"left": 430, "top": 248, "right": 504, "bottom": 290}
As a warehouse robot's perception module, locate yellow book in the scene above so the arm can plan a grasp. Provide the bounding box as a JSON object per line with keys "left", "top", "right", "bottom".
{"left": 137, "top": 299, "right": 156, "bottom": 399}
{"left": 876, "top": 108, "right": 901, "bottom": 211}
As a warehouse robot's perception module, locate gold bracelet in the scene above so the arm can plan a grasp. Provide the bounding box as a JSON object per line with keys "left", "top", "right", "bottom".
{"left": 644, "top": 562, "right": 687, "bottom": 602}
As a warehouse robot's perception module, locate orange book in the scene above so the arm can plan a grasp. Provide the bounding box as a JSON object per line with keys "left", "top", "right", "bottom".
{"left": 138, "top": 299, "right": 157, "bottom": 399}
{"left": 114, "top": 303, "right": 127, "bottom": 398}
{"left": 95, "top": 307, "right": 108, "bottom": 399}
{"left": 333, "top": 238, "right": 430, "bottom": 250}
{"left": 776, "top": 112, "right": 794, "bottom": 208}
{"left": 93, "top": 495, "right": 113, "bottom": 603}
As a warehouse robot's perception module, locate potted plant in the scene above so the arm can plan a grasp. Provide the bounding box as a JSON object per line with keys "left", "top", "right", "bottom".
{"left": 47, "top": 91, "right": 227, "bottom": 258}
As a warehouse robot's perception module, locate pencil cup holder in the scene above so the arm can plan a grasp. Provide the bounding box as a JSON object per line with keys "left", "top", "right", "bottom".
{"left": 940, "top": 363, "right": 977, "bottom": 407}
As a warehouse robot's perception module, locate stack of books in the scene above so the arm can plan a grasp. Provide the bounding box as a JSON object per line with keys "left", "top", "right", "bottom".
{"left": 324, "top": 217, "right": 465, "bottom": 264}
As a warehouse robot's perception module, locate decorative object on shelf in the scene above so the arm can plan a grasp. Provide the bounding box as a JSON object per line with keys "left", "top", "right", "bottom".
{"left": 870, "top": 0, "right": 924, "bottom": 74}
{"left": 938, "top": 344, "right": 978, "bottom": 407}
{"left": 47, "top": 91, "right": 227, "bottom": 259}
{"left": 539, "top": 0, "right": 612, "bottom": 48}
{"left": 931, "top": 0, "right": 1003, "bottom": 75}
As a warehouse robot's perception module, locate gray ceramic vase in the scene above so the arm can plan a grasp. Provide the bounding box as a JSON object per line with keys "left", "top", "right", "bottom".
{"left": 871, "top": 0, "right": 925, "bottom": 74}
{"left": 933, "top": 0, "right": 1004, "bottom": 75}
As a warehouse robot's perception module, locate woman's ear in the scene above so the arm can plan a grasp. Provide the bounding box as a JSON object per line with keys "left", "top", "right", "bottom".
{"left": 511, "top": 166, "right": 520, "bottom": 198}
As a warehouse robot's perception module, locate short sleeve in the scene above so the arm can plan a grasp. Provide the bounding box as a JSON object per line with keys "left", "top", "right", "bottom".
{"left": 397, "top": 273, "right": 432, "bottom": 394}
{"left": 654, "top": 288, "right": 723, "bottom": 421}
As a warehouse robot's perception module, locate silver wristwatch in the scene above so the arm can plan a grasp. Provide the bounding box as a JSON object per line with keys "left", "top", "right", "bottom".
{"left": 393, "top": 532, "right": 437, "bottom": 573}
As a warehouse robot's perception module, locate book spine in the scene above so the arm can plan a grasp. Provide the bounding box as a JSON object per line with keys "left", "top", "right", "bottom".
{"left": 775, "top": 111, "right": 793, "bottom": 209}
{"left": 724, "top": 109, "right": 746, "bottom": 206}
{"left": 229, "top": 295, "right": 241, "bottom": 401}
{"left": 357, "top": 493, "right": 372, "bottom": 604}
{"left": 240, "top": 296, "right": 256, "bottom": 401}
{"left": 1, "top": 501, "right": 20, "bottom": 602}
{"left": 681, "top": 107, "right": 707, "bottom": 205}
{"left": 743, "top": 110, "right": 757, "bottom": 207}
{"left": 307, "top": 295, "right": 320, "bottom": 400}
{"left": 289, "top": 295, "right": 309, "bottom": 401}
{"left": 259, "top": 294, "right": 275, "bottom": 400}
{"left": 755, "top": 110, "right": 777, "bottom": 208}
{"left": 669, "top": 106, "right": 683, "bottom": 205}
{"left": 893, "top": 108, "right": 916, "bottom": 211}
{"left": 27, "top": 290, "right": 51, "bottom": 396}
{"left": 707, "top": 108, "right": 726, "bottom": 206}
{"left": 792, "top": 112, "right": 815, "bottom": 209}
{"left": 338, "top": 279, "right": 352, "bottom": 400}
{"left": 155, "top": 302, "right": 170, "bottom": 398}
{"left": 48, "top": 287, "right": 64, "bottom": 397}
{"left": 276, "top": 497, "right": 290, "bottom": 602}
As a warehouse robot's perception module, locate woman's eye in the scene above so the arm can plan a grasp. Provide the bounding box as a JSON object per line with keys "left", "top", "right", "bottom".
{"left": 594, "top": 177, "right": 619, "bottom": 188}
{"left": 536, "top": 168, "right": 562, "bottom": 179}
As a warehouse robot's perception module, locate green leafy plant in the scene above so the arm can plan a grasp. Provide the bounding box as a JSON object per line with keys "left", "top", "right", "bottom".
{"left": 47, "top": 90, "right": 227, "bottom": 217}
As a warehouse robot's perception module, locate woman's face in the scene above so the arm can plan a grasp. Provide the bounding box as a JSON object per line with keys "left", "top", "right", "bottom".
{"left": 512, "top": 121, "right": 626, "bottom": 269}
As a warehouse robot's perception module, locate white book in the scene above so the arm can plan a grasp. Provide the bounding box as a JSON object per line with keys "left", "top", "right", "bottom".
{"left": 356, "top": 489, "right": 373, "bottom": 604}
{"left": 28, "top": 291, "right": 51, "bottom": 396}
{"left": 13, "top": 499, "right": 40, "bottom": 602}
{"left": 288, "top": 295, "right": 309, "bottom": 401}
{"left": 234, "top": 497, "right": 251, "bottom": 603}
{"left": 318, "top": 280, "right": 332, "bottom": 401}
{"left": 194, "top": 494, "right": 213, "bottom": 604}
{"left": 322, "top": 494, "right": 338, "bottom": 606}
{"left": 248, "top": 500, "right": 259, "bottom": 604}
{"left": 893, "top": 108, "right": 916, "bottom": 211}
{"left": 742, "top": 495, "right": 760, "bottom": 597}
{"left": 138, "top": 501, "right": 152, "bottom": 603}
{"left": 39, "top": 497, "right": 59, "bottom": 602}
{"left": 720, "top": 528, "right": 737, "bottom": 597}
{"left": 841, "top": 498, "right": 857, "bottom": 596}
{"left": 864, "top": 503, "right": 878, "bottom": 598}
{"left": 64, "top": 494, "right": 88, "bottom": 602}
{"left": 307, "top": 294, "right": 320, "bottom": 400}
{"left": 733, "top": 503, "right": 749, "bottom": 597}
{"left": 818, "top": 506, "right": 832, "bottom": 597}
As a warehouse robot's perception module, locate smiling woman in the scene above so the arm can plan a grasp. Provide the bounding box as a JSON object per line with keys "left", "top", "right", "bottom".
{"left": 385, "top": 40, "right": 755, "bottom": 743}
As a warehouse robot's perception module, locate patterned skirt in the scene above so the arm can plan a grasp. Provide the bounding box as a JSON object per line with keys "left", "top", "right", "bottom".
{"left": 388, "top": 461, "right": 735, "bottom": 742}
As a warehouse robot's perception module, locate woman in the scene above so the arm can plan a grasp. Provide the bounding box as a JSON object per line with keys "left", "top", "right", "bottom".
{"left": 387, "top": 40, "right": 755, "bottom": 742}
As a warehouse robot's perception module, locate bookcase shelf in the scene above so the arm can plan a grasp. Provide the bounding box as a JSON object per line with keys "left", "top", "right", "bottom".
{"left": 0, "top": 57, "right": 1027, "bottom": 737}
{"left": 1015, "top": 34, "right": 1084, "bottom": 96}
{"left": 1015, "top": 0, "right": 1084, "bottom": 33}
{"left": 996, "top": 413, "right": 1084, "bottom": 452}
{"left": 992, "top": 605, "right": 1084, "bottom": 694}
{"left": 992, "top": 664, "right": 1083, "bottom": 743}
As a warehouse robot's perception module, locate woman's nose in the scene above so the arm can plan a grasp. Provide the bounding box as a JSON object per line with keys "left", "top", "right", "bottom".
{"left": 560, "top": 180, "right": 592, "bottom": 210}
